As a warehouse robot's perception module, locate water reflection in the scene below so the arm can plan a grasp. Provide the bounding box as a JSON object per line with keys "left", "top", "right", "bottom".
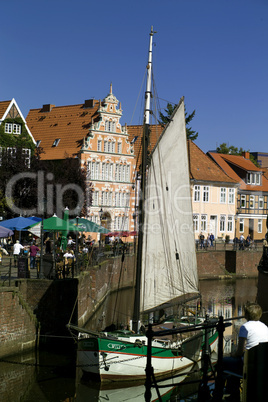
{"left": 0, "top": 279, "right": 258, "bottom": 401}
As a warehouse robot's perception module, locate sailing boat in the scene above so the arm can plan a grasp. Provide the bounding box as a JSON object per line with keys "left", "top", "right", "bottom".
{"left": 68, "top": 27, "right": 218, "bottom": 383}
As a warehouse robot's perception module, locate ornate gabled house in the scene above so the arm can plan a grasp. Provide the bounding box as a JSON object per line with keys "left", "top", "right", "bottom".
{"left": 208, "top": 151, "right": 268, "bottom": 241}
{"left": 188, "top": 141, "right": 239, "bottom": 241}
{"left": 26, "top": 85, "right": 136, "bottom": 233}
{"left": 0, "top": 98, "right": 36, "bottom": 163}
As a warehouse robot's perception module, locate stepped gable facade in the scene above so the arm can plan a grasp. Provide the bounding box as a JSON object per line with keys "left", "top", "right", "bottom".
{"left": 188, "top": 140, "right": 238, "bottom": 241}
{"left": 26, "top": 86, "right": 136, "bottom": 233}
{"left": 208, "top": 151, "right": 268, "bottom": 241}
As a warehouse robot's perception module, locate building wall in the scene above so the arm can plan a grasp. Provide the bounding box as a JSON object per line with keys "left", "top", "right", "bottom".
{"left": 192, "top": 183, "right": 237, "bottom": 240}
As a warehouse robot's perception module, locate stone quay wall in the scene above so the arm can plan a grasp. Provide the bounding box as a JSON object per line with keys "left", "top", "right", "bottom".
{"left": 0, "top": 287, "right": 37, "bottom": 358}
{"left": 77, "top": 253, "right": 135, "bottom": 327}
{"left": 197, "top": 249, "right": 262, "bottom": 279}
{"left": 0, "top": 250, "right": 262, "bottom": 358}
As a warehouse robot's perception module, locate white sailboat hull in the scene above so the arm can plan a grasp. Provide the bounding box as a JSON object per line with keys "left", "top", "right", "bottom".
{"left": 77, "top": 333, "right": 195, "bottom": 382}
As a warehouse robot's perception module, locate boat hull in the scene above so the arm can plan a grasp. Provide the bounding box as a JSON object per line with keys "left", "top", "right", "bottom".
{"left": 77, "top": 330, "right": 218, "bottom": 382}
{"left": 77, "top": 335, "right": 194, "bottom": 382}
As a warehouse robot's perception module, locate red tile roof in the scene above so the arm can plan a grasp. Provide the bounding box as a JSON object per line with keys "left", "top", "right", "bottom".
{"left": 0, "top": 100, "right": 12, "bottom": 119}
{"left": 188, "top": 141, "right": 238, "bottom": 184}
{"left": 128, "top": 124, "right": 162, "bottom": 170}
{"left": 26, "top": 101, "right": 100, "bottom": 160}
{"left": 208, "top": 152, "right": 268, "bottom": 191}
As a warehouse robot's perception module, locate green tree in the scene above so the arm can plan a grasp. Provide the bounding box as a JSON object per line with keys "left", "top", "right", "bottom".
{"left": 158, "top": 103, "right": 198, "bottom": 141}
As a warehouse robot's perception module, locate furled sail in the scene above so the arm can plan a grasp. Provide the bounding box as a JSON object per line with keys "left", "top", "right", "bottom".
{"left": 140, "top": 97, "right": 199, "bottom": 313}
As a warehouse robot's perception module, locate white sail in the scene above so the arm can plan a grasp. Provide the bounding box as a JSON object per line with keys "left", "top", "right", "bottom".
{"left": 141, "top": 98, "right": 199, "bottom": 313}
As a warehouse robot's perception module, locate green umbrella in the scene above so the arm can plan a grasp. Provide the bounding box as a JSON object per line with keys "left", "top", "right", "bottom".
{"left": 69, "top": 217, "right": 109, "bottom": 233}
{"left": 29, "top": 215, "right": 79, "bottom": 232}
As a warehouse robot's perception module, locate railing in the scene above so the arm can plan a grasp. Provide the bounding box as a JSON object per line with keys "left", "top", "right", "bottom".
{"left": 196, "top": 240, "right": 262, "bottom": 252}
{"left": 145, "top": 315, "right": 243, "bottom": 402}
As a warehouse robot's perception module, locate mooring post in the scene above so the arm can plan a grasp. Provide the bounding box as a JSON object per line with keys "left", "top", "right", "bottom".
{"left": 145, "top": 323, "right": 153, "bottom": 402}
{"left": 213, "top": 315, "right": 225, "bottom": 401}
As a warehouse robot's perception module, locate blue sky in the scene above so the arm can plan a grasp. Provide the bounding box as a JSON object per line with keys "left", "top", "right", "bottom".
{"left": 1, "top": 0, "right": 267, "bottom": 153}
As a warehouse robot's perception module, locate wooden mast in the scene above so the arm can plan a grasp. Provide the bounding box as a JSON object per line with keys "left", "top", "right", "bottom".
{"left": 133, "top": 26, "right": 154, "bottom": 333}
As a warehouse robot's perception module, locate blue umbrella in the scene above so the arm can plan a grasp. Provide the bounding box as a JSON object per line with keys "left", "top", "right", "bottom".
{"left": 0, "top": 216, "right": 36, "bottom": 230}
{"left": 0, "top": 225, "right": 14, "bottom": 238}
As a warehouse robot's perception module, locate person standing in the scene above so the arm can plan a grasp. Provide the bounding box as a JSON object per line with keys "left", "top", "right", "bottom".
{"left": 30, "top": 241, "right": 40, "bottom": 269}
{"left": 13, "top": 240, "right": 24, "bottom": 266}
{"left": 199, "top": 232, "right": 205, "bottom": 249}
{"left": 223, "top": 303, "right": 268, "bottom": 400}
{"left": 210, "top": 233, "right": 215, "bottom": 247}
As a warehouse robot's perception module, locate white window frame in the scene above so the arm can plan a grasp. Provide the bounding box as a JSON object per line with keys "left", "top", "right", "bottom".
{"left": 193, "top": 214, "right": 199, "bottom": 232}
{"left": 220, "top": 188, "right": 226, "bottom": 203}
{"left": 203, "top": 186, "right": 209, "bottom": 202}
{"left": 258, "top": 219, "right": 262, "bottom": 233}
{"left": 194, "top": 185, "right": 200, "bottom": 202}
{"left": 239, "top": 218, "right": 244, "bottom": 233}
{"left": 256, "top": 173, "right": 261, "bottom": 185}
{"left": 220, "top": 215, "right": 226, "bottom": 232}
{"left": 228, "top": 188, "right": 235, "bottom": 204}
{"left": 97, "top": 140, "right": 102, "bottom": 151}
{"left": 13, "top": 124, "right": 21, "bottom": 134}
{"left": 117, "top": 142, "right": 122, "bottom": 154}
{"left": 259, "top": 196, "right": 264, "bottom": 209}
{"left": 201, "top": 214, "right": 207, "bottom": 232}
{"left": 241, "top": 194, "right": 246, "bottom": 209}
{"left": 249, "top": 195, "right": 255, "bottom": 209}
{"left": 227, "top": 215, "right": 233, "bottom": 232}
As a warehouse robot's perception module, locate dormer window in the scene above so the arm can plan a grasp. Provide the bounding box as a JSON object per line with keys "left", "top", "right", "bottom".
{"left": 52, "top": 138, "right": 60, "bottom": 147}
{"left": 247, "top": 172, "right": 261, "bottom": 185}
{"left": 5, "top": 123, "right": 21, "bottom": 134}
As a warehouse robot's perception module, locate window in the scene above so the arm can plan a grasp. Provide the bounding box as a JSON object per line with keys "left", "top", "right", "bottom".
{"left": 109, "top": 163, "right": 113, "bottom": 180}
{"left": 93, "top": 191, "right": 99, "bottom": 205}
{"left": 36, "top": 140, "right": 41, "bottom": 147}
{"left": 97, "top": 140, "right": 102, "bottom": 151}
{"left": 193, "top": 214, "right": 199, "bottom": 232}
{"left": 111, "top": 141, "right": 115, "bottom": 153}
{"left": 249, "top": 195, "right": 255, "bottom": 209}
{"left": 247, "top": 172, "right": 261, "bottom": 185}
{"left": 239, "top": 218, "right": 244, "bottom": 233}
{"left": 122, "top": 165, "right": 126, "bottom": 182}
{"left": 259, "top": 196, "right": 264, "bottom": 209}
{"left": 256, "top": 173, "right": 261, "bottom": 185}
{"left": 220, "top": 215, "right": 226, "bottom": 232}
{"left": 104, "top": 141, "right": 107, "bottom": 152}
{"left": 5, "top": 122, "right": 21, "bottom": 134}
{"left": 5, "top": 123, "right": 12, "bottom": 133}
{"left": 203, "top": 186, "right": 209, "bottom": 202}
{"left": 228, "top": 188, "right": 235, "bottom": 204}
{"left": 201, "top": 215, "right": 207, "bottom": 231}
{"left": 227, "top": 216, "right": 233, "bottom": 232}
{"left": 117, "top": 142, "right": 122, "bottom": 154}
{"left": 13, "top": 124, "right": 21, "bottom": 134}
{"left": 22, "top": 148, "right": 31, "bottom": 168}
{"left": 52, "top": 138, "right": 60, "bottom": 147}
{"left": 258, "top": 219, "right": 263, "bottom": 233}
{"left": 194, "top": 185, "right": 200, "bottom": 202}
{"left": 220, "top": 188, "right": 226, "bottom": 203}
{"left": 241, "top": 195, "right": 246, "bottom": 208}
{"left": 126, "top": 165, "right": 130, "bottom": 181}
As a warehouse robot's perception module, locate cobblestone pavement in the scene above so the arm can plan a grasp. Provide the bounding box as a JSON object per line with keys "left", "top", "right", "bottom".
{"left": 0, "top": 255, "right": 39, "bottom": 285}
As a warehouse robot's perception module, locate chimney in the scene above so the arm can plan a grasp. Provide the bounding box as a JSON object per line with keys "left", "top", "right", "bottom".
{"left": 242, "top": 151, "right": 250, "bottom": 159}
{"left": 84, "top": 99, "right": 95, "bottom": 108}
{"left": 42, "top": 104, "right": 55, "bottom": 112}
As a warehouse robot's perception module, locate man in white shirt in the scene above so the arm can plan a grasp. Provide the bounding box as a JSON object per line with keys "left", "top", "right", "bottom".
{"left": 223, "top": 303, "right": 268, "bottom": 400}
{"left": 13, "top": 240, "right": 24, "bottom": 266}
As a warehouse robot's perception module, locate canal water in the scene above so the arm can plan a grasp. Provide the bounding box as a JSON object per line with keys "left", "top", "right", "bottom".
{"left": 0, "top": 278, "right": 258, "bottom": 401}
